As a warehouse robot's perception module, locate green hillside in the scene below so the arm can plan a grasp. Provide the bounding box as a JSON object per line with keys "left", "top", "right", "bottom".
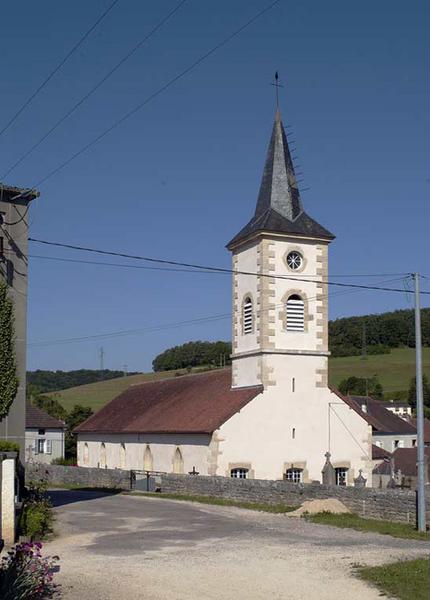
{"left": 51, "top": 348, "right": 430, "bottom": 413}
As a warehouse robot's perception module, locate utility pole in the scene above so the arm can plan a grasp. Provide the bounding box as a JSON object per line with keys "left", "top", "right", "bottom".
{"left": 414, "top": 273, "right": 426, "bottom": 532}
{"left": 99, "top": 347, "right": 105, "bottom": 380}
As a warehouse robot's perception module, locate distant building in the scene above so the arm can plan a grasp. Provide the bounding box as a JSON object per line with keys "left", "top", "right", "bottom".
{"left": 380, "top": 400, "right": 412, "bottom": 419}
{"left": 349, "top": 395, "right": 417, "bottom": 452}
{"left": 409, "top": 418, "right": 430, "bottom": 446}
{"left": 373, "top": 446, "right": 430, "bottom": 489}
{"left": 75, "top": 108, "right": 374, "bottom": 485}
{"left": 0, "top": 184, "right": 38, "bottom": 453}
{"left": 25, "top": 404, "right": 66, "bottom": 464}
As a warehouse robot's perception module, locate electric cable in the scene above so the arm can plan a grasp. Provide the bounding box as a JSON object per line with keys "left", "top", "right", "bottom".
{"left": 1, "top": 0, "right": 189, "bottom": 179}
{"left": 0, "top": 0, "right": 121, "bottom": 139}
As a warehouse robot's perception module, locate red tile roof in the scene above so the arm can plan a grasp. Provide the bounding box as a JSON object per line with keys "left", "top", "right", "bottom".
{"left": 409, "top": 418, "right": 430, "bottom": 444}
{"left": 372, "top": 444, "right": 392, "bottom": 461}
{"left": 373, "top": 447, "right": 430, "bottom": 477}
{"left": 348, "top": 396, "right": 417, "bottom": 434}
{"left": 75, "top": 368, "right": 263, "bottom": 435}
{"left": 26, "top": 404, "right": 66, "bottom": 429}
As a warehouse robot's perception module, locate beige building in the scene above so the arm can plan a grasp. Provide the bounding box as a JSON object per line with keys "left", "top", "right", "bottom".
{"left": 76, "top": 109, "right": 374, "bottom": 485}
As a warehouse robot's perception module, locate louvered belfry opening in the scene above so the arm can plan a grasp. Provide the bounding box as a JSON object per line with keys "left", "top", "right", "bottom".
{"left": 243, "top": 297, "right": 253, "bottom": 334}
{"left": 286, "top": 294, "right": 305, "bottom": 331}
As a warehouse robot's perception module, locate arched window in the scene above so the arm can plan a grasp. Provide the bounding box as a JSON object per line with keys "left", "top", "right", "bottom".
{"left": 143, "top": 445, "right": 153, "bottom": 472}
{"left": 285, "top": 468, "right": 303, "bottom": 483}
{"left": 119, "top": 443, "right": 126, "bottom": 469}
{"left": 243, "top": 296, "right": 253, "bottom": 334}
{"left": 231, "top": 468, "right": 248, "bottom": 479}
{"left": 286, "top": 294, "right": 305, "bottom": 331}
{"left": 83, "top": 442, "right": 89, "bottom": 465}
{"left": 173, "top": 448, "right": 184, "bottom": 474}
{"left": 100, "top": 442, "right": 107, "bottom": 469}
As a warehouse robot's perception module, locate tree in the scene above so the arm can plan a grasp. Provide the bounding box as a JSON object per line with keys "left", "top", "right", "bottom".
{"left": 153, "top": 340, "right": 232, "bottom": 372}
{"left": 0, "top": 280, "right": 19, "bottom": 420}
{"left": 338, "top": 376, "right": 383, "bottom": 399}
{"left": 407, "top": 375, "right": 430, "bottom": 411}
{"left": 65, "top": 405, "right": 93, "bottom": 459}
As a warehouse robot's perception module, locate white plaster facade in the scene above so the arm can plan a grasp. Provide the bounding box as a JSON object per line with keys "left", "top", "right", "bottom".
{"left": 25, "top": 427, "right": 65, "bottom": 464}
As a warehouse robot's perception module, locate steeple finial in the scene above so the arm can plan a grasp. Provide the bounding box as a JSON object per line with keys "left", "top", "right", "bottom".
{"left": 270, "top": 71, "right": 283, "bottom": 112}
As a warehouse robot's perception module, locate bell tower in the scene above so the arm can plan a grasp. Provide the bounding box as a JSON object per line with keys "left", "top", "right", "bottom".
{"left": 227, "top": 109, "right": 335, "bottom": 390}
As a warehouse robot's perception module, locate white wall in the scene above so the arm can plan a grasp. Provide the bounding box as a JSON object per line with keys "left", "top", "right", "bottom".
{"left": 77, "top": 433, "right": 212, "bottom": 474}
{"left": 218, "top": 365, "right": 373, "bottom": 483}
{"left": 373, "top": 433, "right": 416, "bottom": 453}
{"left": 25, "top": 428, "right": 65, "bottom": 464}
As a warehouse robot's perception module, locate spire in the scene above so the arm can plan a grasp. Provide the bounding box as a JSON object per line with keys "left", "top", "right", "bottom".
{"left": 227, "top": 110, "right": 334, "bottom": 249}
{"left": 254, "top": 110, "right": 302, "bottom": 222}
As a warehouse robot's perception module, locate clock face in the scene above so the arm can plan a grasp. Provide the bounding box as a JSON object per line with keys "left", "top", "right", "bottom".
{"left": 286, "top": 251, "right": 303, "bottom": 271}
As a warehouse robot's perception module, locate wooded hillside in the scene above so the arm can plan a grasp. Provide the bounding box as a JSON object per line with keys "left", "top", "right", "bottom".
{"left": 27, "top": 369, "right": 139, "bottom": 394}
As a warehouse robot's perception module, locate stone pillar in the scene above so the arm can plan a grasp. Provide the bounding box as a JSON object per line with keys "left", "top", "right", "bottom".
{"left": 322, "top": 452, "right": 336, "bottom": 486}
{"left": 1, "top": 452, "right": 17, "bottom": 544}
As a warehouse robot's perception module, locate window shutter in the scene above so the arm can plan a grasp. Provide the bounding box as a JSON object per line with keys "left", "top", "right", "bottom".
{"left": 46, "top": 439, "right": 52, "bottom": 454}
{"left": 243, "top": 298, "right": 253, "bottom": 334}
{"left": 286, "top": 295, "right": 305, "bottom": 331}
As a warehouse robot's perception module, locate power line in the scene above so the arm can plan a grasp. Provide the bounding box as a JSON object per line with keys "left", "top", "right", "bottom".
{"left": 27, "top": 0, "right": 282, "bottom": 189}
{"left": 29, "top": 237, "right": 426, "bottom": 294}
{"left": 1, "top": 0, "right": 189, "bottom": 179}
{"left": 28, "top": 276, "right": 406, "bottom": 347}
{"left": 24, "top": 253, "right": 412, "bottom": 280}
{"left": 0, "top": 0, "right": 121, "bottom": 140}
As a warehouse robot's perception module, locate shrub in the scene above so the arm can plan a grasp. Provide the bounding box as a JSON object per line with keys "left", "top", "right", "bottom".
{"left": 0, "top": 439, "right": 20, "bottom": 453}
{"left": 19, "top": 480, "right": 54, "bottom": 541}
{"left": 0, "top": 541, "right": 60, "bottom": 599}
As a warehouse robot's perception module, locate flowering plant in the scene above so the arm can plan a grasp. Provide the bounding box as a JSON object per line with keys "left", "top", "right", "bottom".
{"left": 0, "top": 541, "right": 60, "bottom": 599}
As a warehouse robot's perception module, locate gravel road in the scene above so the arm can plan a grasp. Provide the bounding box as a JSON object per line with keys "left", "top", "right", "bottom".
{"left": 45, "top": 490, "right": 430, "bottom": 600}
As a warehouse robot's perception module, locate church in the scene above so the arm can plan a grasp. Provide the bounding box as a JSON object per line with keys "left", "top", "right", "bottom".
{"left": 76, "top": 108, "right": 373, "bottom": 485}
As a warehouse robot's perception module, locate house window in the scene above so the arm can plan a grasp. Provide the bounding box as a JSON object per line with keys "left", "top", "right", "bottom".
{"left": 231, "top": 468, "right": 248, "bottom": 479}
{"left": 173, "top": 448, "right": 184, "bottom": 474}
{"left": 393, "top": 440, "right": 400, "bottom": 450}
{"left": 37, "top": 439, "right": 45, "bottom": 454}
{"left": 286, "top": 295, "right": 305, "bottom": 331}
{"left": 412, "top": 439, "right": 417, "bottom": 447}
{"left": 285, "top": 468, "right": 302, "bottom": 483}
{"left": 335, "top": 467, "right": 348, "bottom": 486}
{"left": 243, "top": 296, "right": 253, "bottom": 334}
{"left": 38, "top": 428, "right": 45, "bottom": 435}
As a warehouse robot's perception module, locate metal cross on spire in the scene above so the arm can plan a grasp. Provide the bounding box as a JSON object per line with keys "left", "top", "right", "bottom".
{"left": 270, "top": 71, "right": 284, "bottom": 110}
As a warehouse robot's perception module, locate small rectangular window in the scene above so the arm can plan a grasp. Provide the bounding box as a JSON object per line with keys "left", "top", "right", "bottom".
{"left": 231, "top": 468, "right": 248, "bottom": 479}
{"left": 285, "top": 468, "right": 302, "bottom": 483}
{"left": 292, "top": 378, "right": 295, "bottom": 392}
{"left": 37, "top": 439, "right": 45, "bottom": 454}
{"left": 335, "top": 467, "right": 348, "bottom": 486}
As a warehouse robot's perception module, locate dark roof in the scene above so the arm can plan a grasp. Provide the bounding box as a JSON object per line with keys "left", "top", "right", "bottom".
{"left": 328, "top": 387, "right": 379, "bottom": 428}
{"left": 372, "top": 444, "right": 392, "bottom": 460}
{"left": 0, "top": 183, "right": 39, "bottom": 203}
{"left": 26, "top": 404, "right": 66, "bottom": 429}
{"left": 75, "top": 369, "right": 263, "bottom": 435}
{"left": 348, "top": 396, "right": 417, "bottom": 434}
{"left": 227, "top": 111, "right": 334, "bottom": 248}
{"left": 373, "top": 447, "right": 430, "bottom": 477}
{"left": 410, "top": 418, "right": 430, "bottom": 444}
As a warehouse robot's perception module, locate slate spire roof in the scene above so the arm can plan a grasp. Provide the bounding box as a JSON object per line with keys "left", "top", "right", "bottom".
{"left": 227, "top": 110, "right": 334, "bottom": 248}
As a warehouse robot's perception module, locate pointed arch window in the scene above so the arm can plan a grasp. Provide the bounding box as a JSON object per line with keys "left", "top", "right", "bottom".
{"left": 286, "top": 294, "right": 305, "bottom": 332}
{"left": 119, "top": 443, "right": 126, "bottom": 469}
{"left": 143, "top": 445, "right": 153, "bottom": 472}
{"left": 243, "top": 296, "right": 253, "bottom": 334}
{"left": 173, "top": 448, "right": 184, "bottom": 474}
{"left": 100, "top": 442, "right": 107, "bottom": 469}
{"left": 83, "top": 442, "right": 89, "bottom": 465}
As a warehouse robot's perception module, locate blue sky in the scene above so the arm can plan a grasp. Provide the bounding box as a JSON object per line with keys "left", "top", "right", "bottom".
{"left": 1, "top": 0, "right": 429, "bottom": 372}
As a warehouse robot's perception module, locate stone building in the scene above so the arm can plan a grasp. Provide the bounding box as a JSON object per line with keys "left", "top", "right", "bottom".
{"left": 0, "top": 184, "right": 38, "bottom": 453}
{"left": 76, "top": 109, "right": 374, "bottom": 484}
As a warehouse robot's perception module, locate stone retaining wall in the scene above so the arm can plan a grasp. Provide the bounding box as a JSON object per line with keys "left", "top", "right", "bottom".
{"left": 25, "top": 463, "right": 132, "bottom": 490}
{"left": 159, "top": 473, "right": 422, "bottom": 524}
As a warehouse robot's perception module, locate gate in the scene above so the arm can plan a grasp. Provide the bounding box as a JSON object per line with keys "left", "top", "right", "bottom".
{"left": 131, "top": 470, "right": 163, "bottom": 492}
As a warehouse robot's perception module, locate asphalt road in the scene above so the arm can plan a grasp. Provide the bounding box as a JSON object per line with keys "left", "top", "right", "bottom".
{"left": 45, "top": 490, "right": 430, "bottom": 599}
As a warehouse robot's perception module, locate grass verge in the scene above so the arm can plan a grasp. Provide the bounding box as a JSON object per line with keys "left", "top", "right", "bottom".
{"left": 305, "top": 512, "right": 430, "bottom": 541}
{"left": 127, "top": 491, "right": 298, "bottom": 513}
{"left": 357, "top": 558, "right": 430, "bottom": 600}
